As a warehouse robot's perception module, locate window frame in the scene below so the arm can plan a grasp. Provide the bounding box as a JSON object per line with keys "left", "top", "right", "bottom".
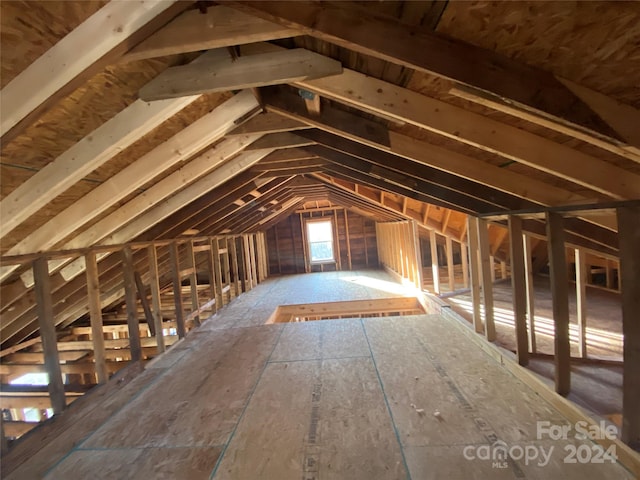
{"left": 305, "top": 218, "right": 336, "bottom": 265}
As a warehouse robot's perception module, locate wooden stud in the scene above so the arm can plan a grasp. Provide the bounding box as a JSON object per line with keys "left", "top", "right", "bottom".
{"left": 546, "top": 212, "right": 571, "bottom": 396}
{"left": 168, "top": 243, "right": 186, "bottom": 339}
{"left": 412, "top": 221, "right": 424, "bottom": 290}
{"left": 617, "top": 204, "right": 640, "bottom": 445}
{"left": 344, "top": 210, "right": 353, "bottom": 270}
{"left": 333, "top": 210, "right": 342, "bottom": 270}
{"left": 249, "top": 235, "right": 258, "bottom": 288}
{"left": 523, "top": 234, "right": 537, "bottom": 353}
{"left": 466, "top": 217, "right": 483, "bottom": 333}
{"left": 213, "top": 238, "right": 226, "bottom": 301}
{"left": 147, "top": 245, "right": 165, "bottom": 353}
{"left": 446, "top": 236, "right": 455, "bottom": 293}
{"left": 229, "top": 236, "right": 241, "bottom": 298}
{"left": 223, "top": 238, "right": 232, "bottom": 301}
{"left": 32, "top": 257, "right": 66, "bottom": 414}
{"left": 500, "top": 261, "right": 507, "bottom": 279}
{"left": 461, "top": 241, "right": 469, "bottom": 289}
{"left": 508, "top": 216, "right": 529, "bottom": 366}
{"left": 121, "top": 247, "right": 142, "bottom": 362}
{"left": 429, "top": 230, "right": 440, "bottom": 294}
{"left": 133, "top": 271, "right": 155, "bottom": 335}
{"left": 299, "top": 214, "right": 309, "bottom": 273}
{"left": 575, "top": 248, "right": 588, "bottom": 359}
{"left": 85, "top": 252, "right": 108, "bottom": 384}
{"left": 489, "top": 255, "right": 497, "bottom": 283}
{"left": 185, "top": 241, "right": 200, "bottom": 326}
{"left": 477, "top": 218, "right": 496, "bottom": 341}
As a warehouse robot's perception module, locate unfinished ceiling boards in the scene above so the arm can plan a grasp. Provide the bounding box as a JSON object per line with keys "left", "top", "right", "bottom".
{"left": 436, "top": 1, "right": 640, "bottom": 108}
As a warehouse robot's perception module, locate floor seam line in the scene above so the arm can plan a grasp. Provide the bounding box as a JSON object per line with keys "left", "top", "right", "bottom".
{"left": 360, "top": 318, "right": 413, "bottom": 480}
{"left": 208, "top": 324, "right": 286, "bottom": 480}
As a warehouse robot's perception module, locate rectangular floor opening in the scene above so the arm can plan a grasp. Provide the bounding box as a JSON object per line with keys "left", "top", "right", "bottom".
{"left": 266, "top": 296, "right": 425, "bottom": 323}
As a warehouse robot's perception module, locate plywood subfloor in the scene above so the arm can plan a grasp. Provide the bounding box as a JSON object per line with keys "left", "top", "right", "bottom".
{"left": 3, "top": 271, "right": 634, "bottom": 479}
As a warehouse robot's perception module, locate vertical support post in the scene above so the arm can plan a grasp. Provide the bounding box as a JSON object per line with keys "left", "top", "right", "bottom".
{"left": 429, "top": 229, "right": 440, "bottom": 294}
{"left": 85, "top": 251, "right": 108, "bottom": 384}
{"left": 211, "top": 238, "right": 224, "bottom": 302}
{"left": 248, "top": 235, "right": 258, "bottom": 288}
{"left": 508, "top": 216, "right": 528, "bottom": 366}
{"left": 134, "top": 271, "right": 154, "bottom": 335}
{"left": 489, "top": 255, "right": 496, "bottom": 283}
{"left": 575, "top": 248, "right": 588, "bottom": 358}
{"left": 617, "top": 205, "right": 640, "bottom": 445}
{"left": 467, "top": 217, "right": 483, "bottom": 333}
{"left": 344, "top": 210, "right": 352, "bottom": 270}
{"left": 169, "top": 242, "right": 186, "bottom": 339}
{"left": 461, "top": 241, "right": 469, "bottom": 289}
{"left": 477, "top": 218, "right": 496, "bottom": 341}
{"left": 333, "top": 210, "right": 342, "bottom": 270}
{"left": 605, "top": 259, "right": 614, "bottom": 290}
{"left": 412, "top": 221, "right": 424, "bottom": 290}
{"left": 523, "top": 234, "right": 536, "bottom": 353}
{"left": 185, "top": 240, "right": 200, "bottom": 326}
{"left": 446, "top": 236, "right": 455, "bottom": 292}
{"left": 363, "top": 218, "right": 369, "bottom": 266}
{"left": 222, "top": 237, "right": 232, "bottom": 301}
{"left": 205, "top": 239, "right": 217, "bottom": 314}
{"left": 148, "top": 245, "right": 165, "bottom": 353}
{"left": 121, "top": 246, "right": 142, "bottom": 361}
{"left": 546, "top": 211, "right": 571, "bottom": 396}
{"left": 242, "top": 235, "right": 253, "bottom": 291}
{"left": 229, "top": 236, "right": 241, "bottom": 297}
{"left": 33, "top": 256, "right": 66, "bottom": 414}
{"left": 299, "top": 213, "right": 309, "bottom": 273}
{"left": 500, "top": 261, "right": 507, "bottom": 279}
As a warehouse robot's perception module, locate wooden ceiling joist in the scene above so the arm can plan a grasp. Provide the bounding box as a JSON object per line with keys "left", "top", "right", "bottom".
{"left": 0, "top": 91, "right": 260, "bottom": 283}
{"left": 123, "top": 4, "right": 300, "bottom": 63}
{"left": 139, "top": 48, "right": 342, "bottom": 101}
{"left": 0, "top": 0, "right": 185, "bottom": 141}
{"left": 263, "top": 88, "right": 618, "bottom": 232}
{"left": 294, "top": 69, "right": 640, "bottom": 200}
{"left": 0, "top": 95, "right": 199, "bottom": 240}
{"left": 231, "top": 1, "right": 622, "bottom": 138}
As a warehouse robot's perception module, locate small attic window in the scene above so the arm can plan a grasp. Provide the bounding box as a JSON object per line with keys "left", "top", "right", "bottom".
{"left": 307, "top": 220, "right": 334, "bottom": 264}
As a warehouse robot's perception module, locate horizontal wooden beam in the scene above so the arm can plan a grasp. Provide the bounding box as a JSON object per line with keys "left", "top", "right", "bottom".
{"left": 123, "top": 5, "right": 300, "bottom": 62}
{"left": 139, "top": 48, "right": 341, "bottom": 101}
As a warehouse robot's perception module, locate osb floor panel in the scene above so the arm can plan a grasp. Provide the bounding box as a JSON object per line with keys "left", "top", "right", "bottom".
{"left": 4, "top": 271, "right": 634, "bottom": 480}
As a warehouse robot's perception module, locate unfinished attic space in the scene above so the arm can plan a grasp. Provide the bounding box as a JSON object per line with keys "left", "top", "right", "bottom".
{"left": 1, "top": 1, "right": 640, "bottom": 478}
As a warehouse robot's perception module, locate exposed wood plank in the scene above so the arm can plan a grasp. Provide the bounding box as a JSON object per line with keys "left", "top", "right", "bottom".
{"left": 211, "top": 239, "right": 224, "bottom": 307}
{"left": 617, "top": 205, "right": 640, "bottom": 445}
{"left": 523, "top": 234, "right": 537, "bottom": 353}
{"left": 0, "top": 96, "right": 197, "bottom": 240}
{"left": 294, "top": 69, "right": 640, "bottom": 199}
{"left": 546, "top": 212, "right": 571, "bottom": 396}
{"left": 508, "top": 216, "right": 528, "bottom": 366}
{"left": 460, "top": 241, "right": 469, "bottom": 289}
{"left": 134, "top": 271, "right": 155, "bottom": 335}
{"left": 139, "top": 48, "right": 342, "bottom": 101}
{"left": 575, "top": 248, "right": 588, "bottom": 359}
{"left": 185, "top": 241, "right": 200, "bottom": 327}
{"left": 32, "top": 257, "right": 65, "bottom": 414}
{"left": 450, "top": 85, "right": 640, "bottom": 163}
{"left": 62, "top": 134, "right": 263, "bottom": 254}
{"left": 429, "top": 230, "right": 440, "bottom": 295}
{"left": 445, "top": 236, "right": 455, "bottom": 292}
{"left": 121, "top": 247, "right": 142, "bottom": 363}
{"left": 85, "top": 252, "right": 107, "bottom": 384}
{"left": 559, "top": 78, "right": 640, "bottom": 153}
{"left": 477, "top": 219, "right": 496, "bottom": 341}
{"left": 101, "top": 149, "right": 273, "bottom": 248}
{"left": 467, "top": 215, "right": 484, "bottom": 333}
{"left": 169, "top": 243, "right": 186, "bottom": 339}
{"left": 0, "top": 92, "right": 260, "bottom": 283}
{"left": 229, "top": 112, "right": 309, "bottom": 136}
{"left": 0, "top": 1, "right": 180, "bottom": 138}
{"left": 124, "top": 5, "right": 299, "bottom": 62}
{"left": 237, "top": 2, "right": 619, "bottom": 136}
{"left": 147, "top": 245, "right": 165, "bottom": 353}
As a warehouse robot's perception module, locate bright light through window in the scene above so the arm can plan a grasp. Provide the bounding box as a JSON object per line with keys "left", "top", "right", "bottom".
{"left": 307, "top": 220, "right": 334, "bottom": 263}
